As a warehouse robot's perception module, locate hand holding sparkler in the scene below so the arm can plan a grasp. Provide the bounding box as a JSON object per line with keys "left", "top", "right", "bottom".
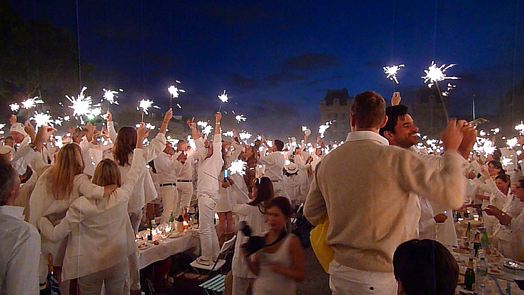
{"left": 136, "top": 123, "right": 148, "bottom": 149}
{"left": 215, "top": 112, "right": 222, "bottom": 135}
{"left": 441, "top": 119, "right": 464, "bottom": 152}
{"left": 105, "top": 112, "right": 113, "bottom": 122}
{"left": 457, "top": 120, "right": 477, "bottom": 160}
{"left": 9, "top": 115, "right": 17, "bottom": 126}
{"left": 33, "top": 126, "right": 56, "bottom": 151}
{"left": 24, "top": 122, "right": 36, "bottom": 142}
{"left": 391, "top": 92, "right": 401, "bottom": 106}
{"left": 159, "top": 108, "right": 173, "bottom": 134}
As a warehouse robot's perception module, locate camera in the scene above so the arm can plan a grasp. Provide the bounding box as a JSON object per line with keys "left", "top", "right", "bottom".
{"left": 238, "top": 221, "right": 265, "bottom": 256}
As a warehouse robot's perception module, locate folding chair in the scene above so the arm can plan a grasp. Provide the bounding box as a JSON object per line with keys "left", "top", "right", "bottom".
{"left": 191, "top": 235, "right": 236, "bottom": 294}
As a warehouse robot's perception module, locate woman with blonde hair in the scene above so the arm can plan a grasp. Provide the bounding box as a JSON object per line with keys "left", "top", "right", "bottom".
{"left": 37, "top": 128, "right": 148, "bottom": 295}
{"left": 29, "top": 141, "right": 117, "bottom": 289}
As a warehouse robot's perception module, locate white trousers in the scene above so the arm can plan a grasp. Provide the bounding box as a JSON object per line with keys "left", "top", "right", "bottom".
{"left": 160, "top": 185, "right": 180, "bottom": 223}
{"left": 329, "top": 261, "right": 397, "bottom": 295}
{"left": 78, "top": 260, "right": 128, "bottom": 295}
{"left": 198, "top": 194, "right": 220, "bottom": 259}
{"left": 177, "top": 182, "right": 194, "bottom": 212}
{"left": 127, "top": 210, "right": 142, "bottom": 291}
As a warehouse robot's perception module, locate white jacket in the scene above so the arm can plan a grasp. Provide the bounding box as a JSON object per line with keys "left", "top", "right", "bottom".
{"left": 38, "top": 149, "right": 146, "bottom": 280}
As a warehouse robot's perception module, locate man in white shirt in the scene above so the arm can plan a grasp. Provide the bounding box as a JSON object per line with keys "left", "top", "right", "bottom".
{"left": 305, "top": 91, "right": 467, "bottom": 295}
{"left": 259, "top": 139, "right": 287, "bottom": 197}
{"left": 154, "top": 143, "right": 181, "bottom": 223}
{"left": 175, "top": 139, "right": 194, "bottom": 215}
{"left": 190, "top": 113, "right": 224, "bottom": 265}
{"left": 0, "top": 163, "right": 41, "bottom": 295}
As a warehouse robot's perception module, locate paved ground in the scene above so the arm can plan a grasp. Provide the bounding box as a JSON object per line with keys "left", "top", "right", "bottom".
{"left": 297, "top": 247, "right": 330, "bottom": 295}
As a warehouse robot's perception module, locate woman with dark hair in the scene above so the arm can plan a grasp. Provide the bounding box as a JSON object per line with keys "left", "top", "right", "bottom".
{"left": 393, "top": 239, "right": 459, "bottom": 295}
{"left": 231, "top": 177, "right": 274, "bottom": 295}
{"left": 106, "top": 109, "right": 172, "bottom": 294}
{"left": 245, "top": 196, "right": 305, "bottom": 295}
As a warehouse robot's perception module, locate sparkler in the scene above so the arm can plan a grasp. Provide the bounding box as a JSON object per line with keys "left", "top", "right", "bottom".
{"left": 102, "top": 89, "right": 121, "bottom": 112}
{"left": 507, "top": 137, "right": 518, "bottom": 149}
{"left": 319, "top": 122, "right": 332, "bottom": 138}
{"left": 223, "top": 131, "right": 234, "bottom": 137}
{"left": 229, "top": 159, "right": 247, "bottom": 176}
{"left": 421, "top": 61, "right": 460, "bottom": 121}
{"left": 168, "top": 82, "right": 185, "bottom": 108}
{"left": 239, "top": 131, "right": 252, "bottom": 141}
{"left": 21, "top": 97, "right": 44, "bottom": 110}
{"left": 383, "top": 64, "right": 404, "bottom": 84}
{"left": 235, "top": 115, "right": 246, "bottom": 123}
{"left": 138, "top": 99, "right": 159, "bottom": 122}
{"left": 31, "top": 111, "right": 53, "bottom": 127}
{"left": 10, "top": 103, "right": 20, "bottom": 112}
{"left": 302, "top": 126, "right": 312, "bottom": 137}
{"left": 67, "top": 87, "right": 94, "bottom": 124}
{"left": 515, "top": 122, "right": 524, "bottom": 134}
{"left": 218, "top": 90, "right": 229, "bottom": 111}
{"left": 202, "top": 125, "right": 213, "bottom": 137}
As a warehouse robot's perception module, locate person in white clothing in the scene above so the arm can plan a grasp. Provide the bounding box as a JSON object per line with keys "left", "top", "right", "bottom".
{"left": 107, "top": 109, "right": 171, "bottom": 294}
{"left": 245, "top": 197, "right": 305, "bottom": 295}
{"left": 189, "top": 112, "right": 224, "bottom": 266}
{"left": 154, "top": 143, "right": 181, "bottom": 223}
{"left": 174, "top": 140, "right": 194, "bottom": 214}
{"left": 231, "top": 177, "right": 273, "bottom": 295}
{"left": 37, "top": 131, "right": 147, "bottom": 295}
{"left": 0, "top": 163, "right": 41, "bottom": 295}
{"left": 258, "top": 139, "right": 286, "bottom": 198}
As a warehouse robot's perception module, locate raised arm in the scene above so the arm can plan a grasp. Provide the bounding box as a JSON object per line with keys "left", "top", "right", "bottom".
{"left": 106, "top": 112, "right": 118, "bottom": 142}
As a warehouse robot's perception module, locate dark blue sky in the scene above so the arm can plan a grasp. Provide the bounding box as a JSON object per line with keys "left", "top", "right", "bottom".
{"left": 11, "top": 0, "right": 524, "bottom": 136}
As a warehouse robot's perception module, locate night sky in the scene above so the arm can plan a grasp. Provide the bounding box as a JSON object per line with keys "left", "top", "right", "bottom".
{"left": 9, "top": 0, "right": 524, "bottom": 136}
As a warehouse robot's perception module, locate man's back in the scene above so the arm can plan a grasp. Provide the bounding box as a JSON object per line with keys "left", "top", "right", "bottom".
{"left": 305, "top": 131, "right": 465, "bottom": 273}
{"left": 0, "top": 206, "right": 40, "bottom": 295}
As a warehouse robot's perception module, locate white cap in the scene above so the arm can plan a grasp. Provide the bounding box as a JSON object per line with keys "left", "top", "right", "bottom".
{"left": 10, "top": 123, "right": 27, "bottom": 136}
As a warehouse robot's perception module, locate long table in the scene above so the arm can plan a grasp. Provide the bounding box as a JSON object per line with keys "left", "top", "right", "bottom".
{"left": 137, "top": 230, "right": 200, "bottom": 269}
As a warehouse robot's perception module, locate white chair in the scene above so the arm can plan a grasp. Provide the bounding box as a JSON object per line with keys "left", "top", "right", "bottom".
{"left": 190, "top": 235, "right": 236, "bottom": 272}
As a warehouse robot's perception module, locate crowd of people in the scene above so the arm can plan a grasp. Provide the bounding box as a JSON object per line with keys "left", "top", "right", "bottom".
{"left": 1, "top": 90, "right": 524, "bottom": 295}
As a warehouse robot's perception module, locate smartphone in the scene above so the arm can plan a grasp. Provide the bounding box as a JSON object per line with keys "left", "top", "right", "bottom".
{"left": 468, "top": 118, "right": 488, "bottom": 127}
{"left": 224, "top": 169, "right": 229, "bottom": 180}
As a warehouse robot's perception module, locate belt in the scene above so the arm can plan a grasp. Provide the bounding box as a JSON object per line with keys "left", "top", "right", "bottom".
{"left": 160, "top": 183, "right": 177, "bottom": 187}
{"left": 176, "top": 180, "right": 192, "bottom": 183}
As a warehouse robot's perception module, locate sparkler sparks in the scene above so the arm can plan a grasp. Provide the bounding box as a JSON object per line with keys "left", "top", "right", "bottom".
{"left": 515, "top": 122, "right": 524, "bottom": 134}
{"left": 229, "top": 159, "right": 247, "bottom": 176}
{"left": 31, "top": 112, "right": 53, "bottom": 127}
{"left": 235, "top": 115, "right": 246, "bottom": 123}
{"left": 10, "top": 103, "right": 20, "bottom": 112}
{"left": 168, "top": 83, "right": 185, "bottom": 98}
{"left": 507, "top": 137, "right": 518, "bottom": 149}
{"left": 302, "top": 126, "right": 311, "bottom": 136}
{"left": 218, "top": 90, "right": 229, "bottom": 103}
{"left": 383, "top": 64, "right": 405, "bottom": 84}
{"left": 138, "top": 99, "right": 159, "bottom": 115}
{"left": 239, "top": 132, "right": 252, "bottom": 141}
{"left": 319, "top": 122, "right": 332, "bottom": 138}
{"left": 421, "top": 61, "right": 459, "bottom": 88}
{"left": 223, "top": 131, "right": 234, "bottom": 137}
{"left": 67, "top": 87, "right": 94, "bottom": 118}
{"left": 103, "top": 89, "right": 120, "bottom": 105}
{"left": 21, "top": 97, "right": 44, "bottom": 110}
{"left": 202, "top": 125, "right": 213, "bottom": 137}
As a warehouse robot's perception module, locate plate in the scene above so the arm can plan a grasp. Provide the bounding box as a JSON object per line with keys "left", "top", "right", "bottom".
{"left": 503, "top": 260, "right": 524, "bottom": 271}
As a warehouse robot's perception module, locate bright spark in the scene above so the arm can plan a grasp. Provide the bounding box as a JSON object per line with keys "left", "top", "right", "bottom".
{"left": 422, "top": 61, "right": 459, "bottom": 88}
{"left": 10, "top": 103, "right": 20, "bottom": 112}
{"left": 223, "top": 131, "right": 234, "bottom": 137}
{"left": 67, "top": 87, "right": 93, "bottom": 118}
{"left": 383, "top": 64, "right": 405, "bottom": 84}
{"left": 515, "top": 122, "right": 524, "bottom": 134}
{"left": 507, "top": 137, "right": 518, "bottom": 149}
{"left": 239, "top": 132, "right": 252, "bottom": 141}
{"left": 202, "top": 125, "right": 213, "bottom": 137}
{"left": 138, "top": 99, "right": 158, "bottom": 114}
{"left": 235, "top": 115, "right": 246, "bottom": 123}
{"left": 168, "top": 83, "right": 185, "bottom": 98}
{"left": 103, "top": 89, "right": 120, "bottom": 105}
{"left": 229, "top": 159, "right": 247, "bottom": 176}
{"left": 319, "top": 121, "right": 332, "bottom": 138}
{"left": 31, "top": 111, "right": 53, "bottom": 127}
{"left": 501, "top": 157, "right": 513, "bottom": 168}
{"left": 218, "top": 90, "right": 229, "bottom": 103}
{"left": 21, "top": 97, "right": 44, "bottom": 110}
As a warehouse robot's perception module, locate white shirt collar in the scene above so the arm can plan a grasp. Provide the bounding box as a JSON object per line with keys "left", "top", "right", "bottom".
{"left": 0, "top": 205, "right": 25, "bottom": 220}
{"left": 346, "top": 131, "right": 389, "bottom": 146}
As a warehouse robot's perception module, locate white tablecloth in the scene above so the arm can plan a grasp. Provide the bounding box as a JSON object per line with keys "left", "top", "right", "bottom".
{"left": 138, "top": 230, "right": 200, "bottom": 269}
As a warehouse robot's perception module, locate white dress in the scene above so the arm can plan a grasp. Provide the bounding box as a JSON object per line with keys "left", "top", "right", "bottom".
{"left": 252, "top": 234, "right": 296, "bottom": 295}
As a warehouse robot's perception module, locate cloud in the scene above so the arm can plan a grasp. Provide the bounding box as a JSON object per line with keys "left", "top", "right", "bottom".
{"left": 283, "top": 53, "right": 338, "bottom": 72}
{"left": 264, "top": 71, "right": 307, "bottom": 86}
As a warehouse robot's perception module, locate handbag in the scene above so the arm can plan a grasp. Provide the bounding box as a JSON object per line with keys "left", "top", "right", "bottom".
{"left": 310, "top": 216, "right": 333, "bottom": 273}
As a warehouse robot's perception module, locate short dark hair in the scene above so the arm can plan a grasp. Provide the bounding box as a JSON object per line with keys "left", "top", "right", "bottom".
{"left": 495, "top": 173, "right": 510, "bottom": 184}
{"left": 0, "top": 163, "right": 19, "bottom": 206}
{"left": 266, "top": 196, "right": 293, "bottom": 218}
{"left": 393, "top": 239, "right": 459, "bottom": 295}
{"left": 350, "top": 91, "right": 386, "bottom": 129}
{"left": 274, "top": 140, "right": 284, "bottom": 151}
{"left": 379, "top": 105, "right": 409, "bottom": 136}
{"left": 488, "top": 160, "right": 504, "bottom": 175}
